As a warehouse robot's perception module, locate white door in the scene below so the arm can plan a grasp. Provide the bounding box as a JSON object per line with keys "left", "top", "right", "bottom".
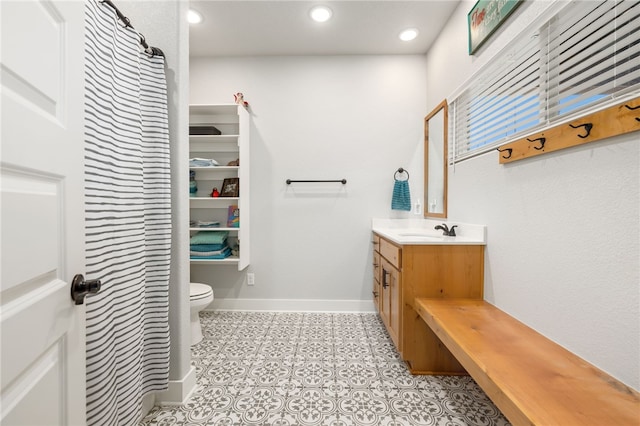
{"left": 1, "top": 1, "right": 88, "bottom": 424}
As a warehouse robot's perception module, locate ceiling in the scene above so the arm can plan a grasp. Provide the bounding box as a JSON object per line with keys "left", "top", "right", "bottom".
{"left": 189, "top": 1, "right": 460, "bottom": 57}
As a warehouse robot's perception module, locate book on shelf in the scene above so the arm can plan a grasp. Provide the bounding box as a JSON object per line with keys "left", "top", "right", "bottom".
{"left": 227, "top": 205, "right": 239, "bottom": 228}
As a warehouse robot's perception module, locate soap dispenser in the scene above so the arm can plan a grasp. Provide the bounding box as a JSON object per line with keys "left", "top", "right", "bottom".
{"left": 413, "top": 198, "right": 422, "bottom": 215}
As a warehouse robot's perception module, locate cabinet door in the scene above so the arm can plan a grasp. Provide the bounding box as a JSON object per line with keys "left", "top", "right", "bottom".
{"left": 381, "top": 258, "right": 400, "bottom": 349}
{"left": 373, "top": 251, "right": 381, "bottom": 311}
{"left": 388, "top": 262, "right": 401, "bottom": 350}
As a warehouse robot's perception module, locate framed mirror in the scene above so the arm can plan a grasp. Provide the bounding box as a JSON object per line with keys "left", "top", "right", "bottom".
{"left": 424, "top": 100, "right": 448, "bottom": 218}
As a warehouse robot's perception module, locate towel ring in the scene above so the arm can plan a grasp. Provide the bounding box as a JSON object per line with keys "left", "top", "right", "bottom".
{"left": 394, "top": 168, "right": 409, "bottom": 181}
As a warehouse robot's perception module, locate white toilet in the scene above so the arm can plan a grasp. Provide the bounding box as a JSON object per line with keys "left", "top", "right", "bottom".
{"left": 190, "top": 283, "right": 214, "bottom": 345}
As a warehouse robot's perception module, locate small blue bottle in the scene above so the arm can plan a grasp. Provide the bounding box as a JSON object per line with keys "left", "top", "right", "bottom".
{"left": 189, "top": 170, "right": 197, "bottom": 197}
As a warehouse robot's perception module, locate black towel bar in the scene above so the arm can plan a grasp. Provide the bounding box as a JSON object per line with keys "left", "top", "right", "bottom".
{"left": 286, "top": 179, "right": 347, "bottom": 185}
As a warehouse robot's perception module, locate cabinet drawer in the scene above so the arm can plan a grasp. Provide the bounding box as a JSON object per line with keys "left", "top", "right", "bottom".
{"left": 380, "top": 237, "right": 401, "bottom": 269}
{"left": 372, "top": 234, "right": 380, "bottom": 251}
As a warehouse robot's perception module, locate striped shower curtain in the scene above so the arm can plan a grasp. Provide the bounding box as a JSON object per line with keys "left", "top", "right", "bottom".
{"left": 84, "top": 1, "right": 171, "bottom": 424}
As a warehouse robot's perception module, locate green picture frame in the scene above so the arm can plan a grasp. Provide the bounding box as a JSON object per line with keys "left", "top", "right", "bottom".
{"left": 468, "top": 0, "right": 522, "bottom": 55}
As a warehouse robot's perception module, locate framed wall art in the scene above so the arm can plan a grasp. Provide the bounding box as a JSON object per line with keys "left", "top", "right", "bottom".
{"left": 468, "top": 0, "right": 522, "bottom": 55}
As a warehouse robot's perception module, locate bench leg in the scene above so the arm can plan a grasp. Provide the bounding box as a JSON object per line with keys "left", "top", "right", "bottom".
{"left": 405, "top": 310, "right": 467, "bottom": 375}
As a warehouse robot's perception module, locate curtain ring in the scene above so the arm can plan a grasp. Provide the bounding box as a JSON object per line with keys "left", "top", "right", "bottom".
{"left": 394, "top": 168, "right": 409, "bottom": 181}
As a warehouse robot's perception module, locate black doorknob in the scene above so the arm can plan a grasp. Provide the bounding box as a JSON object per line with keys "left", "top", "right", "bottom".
{"left": 70, "top": 274, "right": 101, "bottom": 305}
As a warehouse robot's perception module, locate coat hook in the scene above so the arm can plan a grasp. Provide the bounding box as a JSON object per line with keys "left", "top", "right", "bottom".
{"left": 569, "top": 123, "right": 593, "bottom": 139}
{"left": 496, "top": 147, "right": 513, "bottom": 159}
{"left": 624, "top": 104, "right": 640, "bottom": 122}
{"left": 527, "top": 136, "right": 546, "bottom": 150}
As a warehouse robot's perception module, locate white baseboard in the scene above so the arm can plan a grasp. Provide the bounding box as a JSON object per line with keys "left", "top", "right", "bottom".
{"left": 207, "top": 298, "right": 376, "bottom": 312}
{"left": 154, "top": 366, "right": 198, "bottom": 405}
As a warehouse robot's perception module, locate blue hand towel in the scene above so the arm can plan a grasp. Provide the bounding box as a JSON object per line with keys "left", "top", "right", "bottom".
{"left": 189, "top": 231, "right": 229, "bottom": 245}
{"left": 190, "top": 243, "right": 226, "bottom": 252}
{"left": 190, "top": 247, "right": 232, "bottom": 259}
{"left": 391, "top": 180, "right": 411, "bottom": 211}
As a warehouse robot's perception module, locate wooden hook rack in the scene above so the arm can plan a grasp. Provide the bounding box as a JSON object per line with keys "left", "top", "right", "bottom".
{"left": 497, "top": 96, "right": 640, "bottom": 164}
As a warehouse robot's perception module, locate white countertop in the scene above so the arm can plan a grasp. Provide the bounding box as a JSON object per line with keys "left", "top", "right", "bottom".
{"left": 372, "top": 218, "right": 486, "bottom": 245}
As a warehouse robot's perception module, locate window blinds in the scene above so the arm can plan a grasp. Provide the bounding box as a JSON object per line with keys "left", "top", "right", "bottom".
{"left": 451, "top": 0, "right": 640, "bottom": 163}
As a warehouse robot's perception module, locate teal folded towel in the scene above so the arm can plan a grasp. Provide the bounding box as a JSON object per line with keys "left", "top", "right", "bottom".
{"left": 190, "top": 245, "right": 229, "bottom": 257}
{"left": 190, "top": 243, "right": 226, "bottom": 252}
{"left": 190, "top": 231, "right": 229, "bottom": 245}
{"left": 391, "top": 180, "right": 411, "bottom": 211}
{"left": 190, "top": 247, "right": 232, "bottom": 259}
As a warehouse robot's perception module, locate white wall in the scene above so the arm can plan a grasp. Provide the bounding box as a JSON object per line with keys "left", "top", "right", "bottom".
{"left": 190, "top": 55, "right": 427, "bottom": 311}
{"left": 426, "top": 0, "right": 639, "bottom": 390}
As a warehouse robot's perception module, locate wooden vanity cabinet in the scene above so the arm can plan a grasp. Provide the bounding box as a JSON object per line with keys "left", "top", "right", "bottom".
{"left": 372, "top": 232, "right": 484, "bottom": 374}
{"left": 372, "top": 235, "right": 381, "bottom": 311}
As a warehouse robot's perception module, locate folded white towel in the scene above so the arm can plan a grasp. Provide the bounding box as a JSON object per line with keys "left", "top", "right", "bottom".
{"left": 189, "top": 157, "right": 219, "bottom": 167}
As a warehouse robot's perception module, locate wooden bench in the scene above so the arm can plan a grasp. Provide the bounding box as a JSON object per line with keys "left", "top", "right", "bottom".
{"left": 414, "top": 298, "right": 640, "bottom": 426}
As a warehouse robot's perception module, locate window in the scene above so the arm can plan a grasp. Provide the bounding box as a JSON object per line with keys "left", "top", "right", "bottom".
{"left": 451, "top": 0, "right": 640, "bottom": 163}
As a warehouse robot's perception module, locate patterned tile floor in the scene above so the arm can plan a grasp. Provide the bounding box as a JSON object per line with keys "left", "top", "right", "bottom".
{"left": 140, "top": 311, "right": 510, "bottom": 426}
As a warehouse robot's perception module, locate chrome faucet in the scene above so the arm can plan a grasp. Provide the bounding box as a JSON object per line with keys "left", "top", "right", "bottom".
{"left": 434, "top": 223, "right": 457, "bottom": 236}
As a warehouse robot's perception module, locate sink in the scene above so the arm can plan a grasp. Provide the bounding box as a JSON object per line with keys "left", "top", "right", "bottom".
{"left": 372, "top": 219, "right": 486, "bottom": 246}
{"left": 396, "top": 233, "right": 443, "bottom": 241}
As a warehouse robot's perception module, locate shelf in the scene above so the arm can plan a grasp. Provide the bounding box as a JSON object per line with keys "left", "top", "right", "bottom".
{"left": 190, "top": 256, "right": 239, "bottom": 265}
{"left": 189, "top": 197, "right": 239, "bottom": 201}
{"left": 189, "top": 227, "right": 239, "bottom": 232}
{"left": 189, "top": 134, "right": 239, "bottom": 142}
{"left": 189, "top": 166, "right": 239, "bottom": 171}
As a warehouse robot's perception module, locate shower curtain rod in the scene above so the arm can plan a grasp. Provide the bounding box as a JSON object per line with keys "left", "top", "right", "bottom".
{"left": 100, "top": 0, "right": 165, "bottom": 57}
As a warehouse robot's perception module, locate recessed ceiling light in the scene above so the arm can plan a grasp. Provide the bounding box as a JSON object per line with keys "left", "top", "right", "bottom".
{"left": 310, "top": 5, "right": 332, "bottom": 23}
{"left": 399, "top": 28, "right": 419, "bottom": 42}
{"left": 188, "top": 9, "right": 203, "bottom": 25}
